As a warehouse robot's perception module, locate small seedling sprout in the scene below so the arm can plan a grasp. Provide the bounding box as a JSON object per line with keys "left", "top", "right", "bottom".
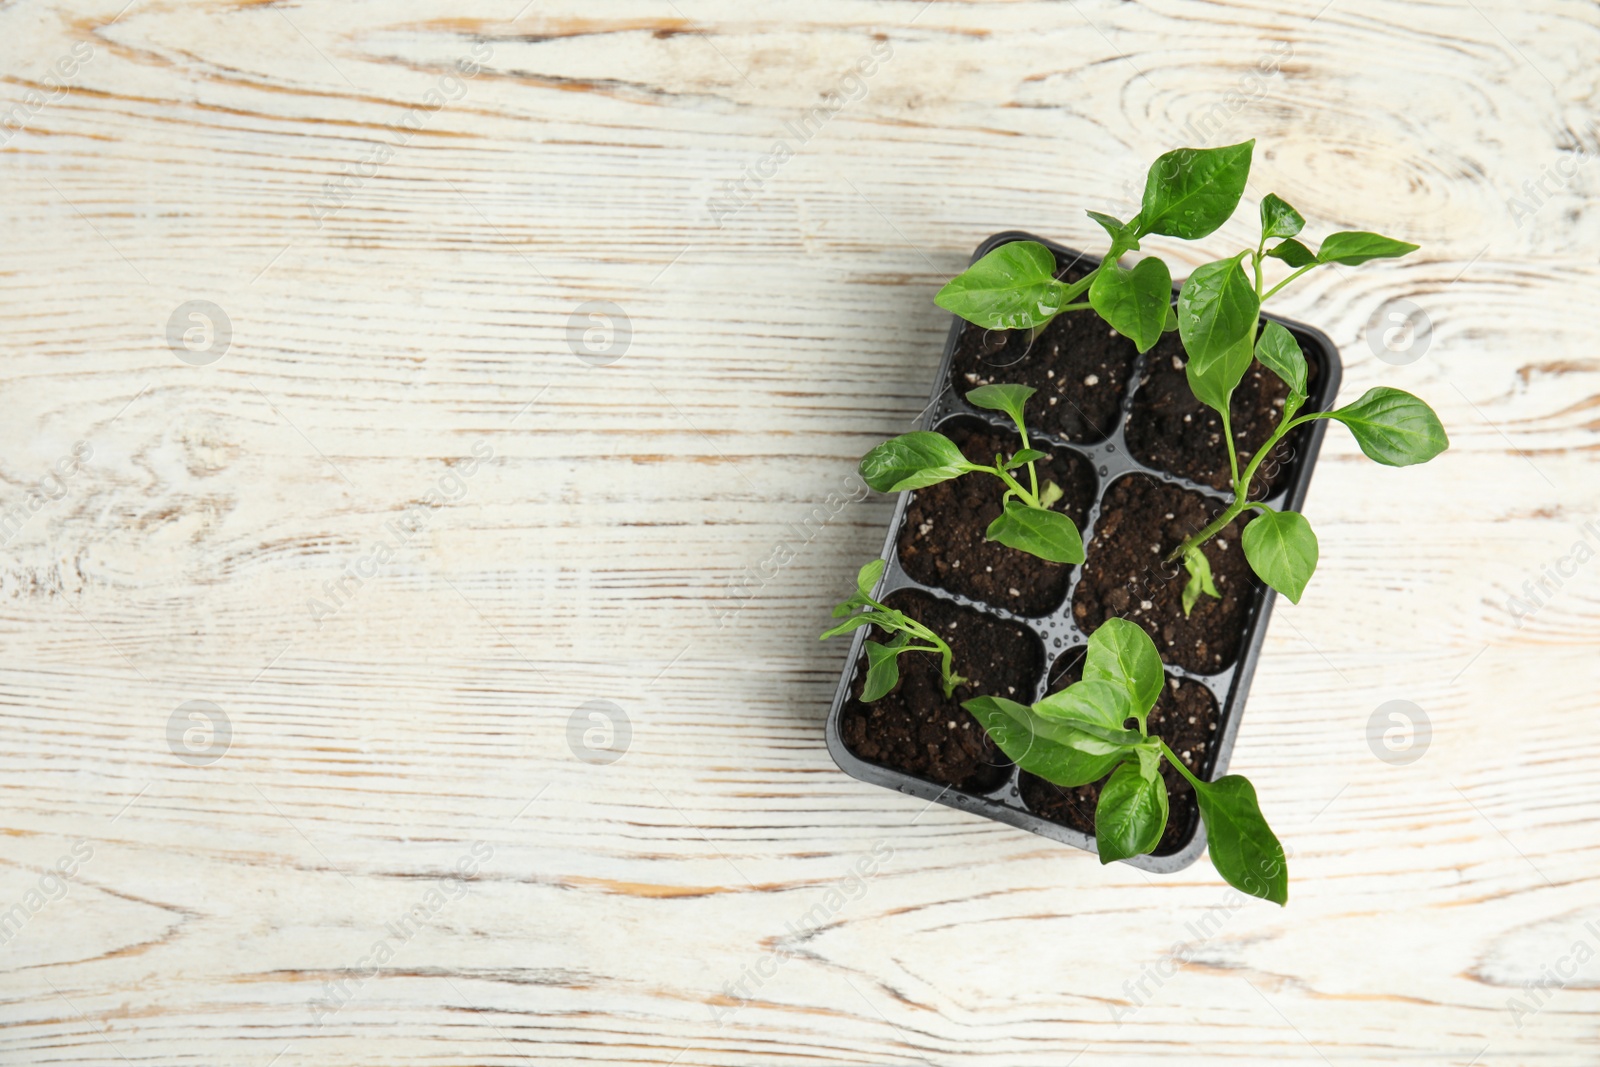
{"left": 964, "top": 618, "right": 1288, "bottom": 903}
{"left": 821, "top": 559, "right": 966, "bottom": 701}
{"left": 858, "top": 384, "right": 1083, "bottom": 565}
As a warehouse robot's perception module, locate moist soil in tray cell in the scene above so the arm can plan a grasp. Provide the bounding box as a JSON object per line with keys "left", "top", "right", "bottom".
{"left": 838, "top": 588, "right": 1041, "bottom": 794}
{"left": 1073, "top": 473, "right": 1257, "bottom": 675}
{"left": 897, "top": 419, "right": 1097, "bottom": 617}
{"left": 948, "top": 262, "right": 1136, "bottom": 444}
{"left": 1125, "top": 330, "right": 1307, "bottom": 495}
{"left": 1019, "top": 649, "right": 1222, "bottom": 855}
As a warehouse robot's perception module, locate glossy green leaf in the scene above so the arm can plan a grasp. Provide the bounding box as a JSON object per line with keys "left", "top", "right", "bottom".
{"left": 967, "top": 383, "right": 1035, "bottom": 430}
{"left": 1138, "top": 140, "right": 1255, "bottom": 240}
{"left": 855, "top": 558, "right": 885, "bottom": 598}
{"left": 985, "top": 499, "right": 1085, "bottom": 564}
{"left": 1005, "top": 448, "right": 1048, "bottom": 469}
{"left": 1082, "top": 617, "right": 1164, "bottom": 721}
{"left": 1259, "top": 193, "right": 1304, "bottom": 240}
{"left": 1328, "top": 387, "right": 1449, "bottom": 466}
{"left": 1135, "top": 740, "right": 1163, "bottom": 782}
{"left": 964, "top": 696, "right": 1127, "bottom": 787}
{"left": 1254, "top": 320, "right": 1307, "bottom": 397}
{"left": 1265, "top": 238, "right": 1316, "bottom": 268}
{"left": 1241, "top": 510, "right": 1318, "bottom": 604}
{"left": 1164, "top": 304, "right": 1179, "bottom": 333}
{"left": 859, "top": 432, "right": 977, "bottom": 492}
{"left": 1087, "top": 210, "right": 1141, "bottom": 257}
{"left": 1316, "top": 231, "right": 1418, "bottom": 265}
{"left": 819, "top": 610, "right": 897, "bottom": 641}
{"left": 1193, "top": 774, "right": 1288, "bottom": 905}
{"left": 1181, "top": 545, "right": 1220, "bottom": 617}
{"left": 1034, "top": 679, "right": 1141, "bottom": 741}
{"left": 1179, "top": 257, "right": 1260, "bottom": 414}
{"left": 934, "top": 241, "right": 1067, "bottom": 330}
{"left": 860, "top": 639, "right": 906, "bottom": 701}
{"left": 1089, "top": 256, "right": 1173, "bottom": 354}
{"left": 1096, "top": 761, "right": 1170, "bottom": 863}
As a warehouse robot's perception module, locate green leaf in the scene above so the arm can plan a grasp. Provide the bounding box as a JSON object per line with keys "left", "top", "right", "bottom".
{"left": 860, "top": 639, "right": 905, "bottom": 701}
{"left": 1089, "top": 256, "right": 1173, "bottom": 354}
{"left": 934, "top": 241, "right": 1067, "bottom": 330}
{"left": 1135, "top": 741, "right": 1163, "bottom": 781}
{"left": 1178, "top": 257, "right": 1260, "bottom": 414}
{"left": 1186, "top": 333, "right": 1254, "bottom": 414}
{"left": 1035, "top": 678, "right": 1141, "bottom": 739}
{"left": 1193, "top": 774, "right": 1288, "bottom": 904}
{"left": 1082, "top": 617, "right": 1164, "bottom": 721}
{"left": 1005, "top": 448, "right": 1048, "bottom": 469}
{"left": 964, "top": 696, "right": 1127, "bottom": 787}
{"left": 967, "top": 383, "right": 1036, "bottom": 430}
{"left": 1038, "top": 481, "right": 1064, "bottom": 509}
{"left": 1164, "top": 304, "right": 1179, "bottom": 333}
{"left": 859, "top": 432, "right": 977, "bottom": 492}
{"left": 985, "top": 499, "right": 1085, "bottom": 564}
{"left": 1087, "top": 210, "right": 1141, "bottom": 257}
{"left": 1328, "top": 387, "right": 1449, "bottom": 466}
{"left": 1241, "top": 510, "right": 1318, "bottom": 604}
{"left": 1181, "top": 545, "right": 1220, "bottom": 617}
{"left": 1096, "top": 761, "right": 1170, "bottom": 863}
{"left": 819, "top": 610, "right": 897, "bottom": 641}
{"left": 1260, "top": 193, "right": 1304, "bottom": 240}
{"left": 1254, "top": 320, "right": 1307, "bottom": 396}
{"left": 1316, "top": 231, "right": 1419, "bottom": 266}
{"left": 856, "top": 559, "right": 885, "bottom": 598}
{"left": 1265, "top": 239, "right": 1316, "bottom": 268}
{"left": 1138, "top": 140, "right": 1255, "bottom": 240}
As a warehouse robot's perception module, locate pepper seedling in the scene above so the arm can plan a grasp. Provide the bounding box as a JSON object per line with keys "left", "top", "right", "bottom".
{"left": 964, "top": 618, "right": 1287, "bottom": 903}
{"left": 930, "top": 139, "right": 1449, "bottom": 610}
{"left": 822, "top": 559, "right": 966, "bottom": 701}
{"left": 1166, "top": 177, "right": 1448, "bottom": 610}
{"left": 858, "top": 384, "right": 1084, "bottom": 565}
{"left": 933, "top": 141, "right": 1259, "bottom": 351}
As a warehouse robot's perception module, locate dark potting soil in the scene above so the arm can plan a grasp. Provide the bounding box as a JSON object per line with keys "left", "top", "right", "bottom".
{"left": 1018, "top": 650, "right": 1221, "bottom": 855}
{"left": 948, "top": 262, "right": 1136, "bottom": 444}
{"left": 897, "top": 419, "right": 1097, "bottom": 616}
{"left": 1125, "top": 330, "right": 1302, "bottom": 494}
{"left": 839, "top": 588, "right": 1041, "bottom": 793}
{"left": 1072, "top": 473, "right": 1257, "bottom": 675}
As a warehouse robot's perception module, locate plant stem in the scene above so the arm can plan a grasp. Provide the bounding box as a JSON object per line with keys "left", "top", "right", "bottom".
{"left": 1015, "top": 420, "right": 1039, "bottom": 502}
{"left": 991, "top": 466, "right": 1040, "bottom": 509}
{"left": 1221, "top": 408, "right": 1242, "bottom": 492}
{"left": 1160, "top": 738, "right": 1207, "bottom": 792}
{"left": 1168, "top": 496, "right": 1248, "bottom": 563}
{"left": 1261, "top": 263, "right": 1318, "bottom": 301}
{"left": 1058, "top": 267, "right": 1099, "bottom": 303}
{"left": 1168, "top": 392, "right": 1302, "bottom": 561}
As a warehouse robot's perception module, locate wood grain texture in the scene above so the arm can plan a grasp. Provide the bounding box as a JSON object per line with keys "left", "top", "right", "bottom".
{"left": 1, "top": 0, "right": 1597, "bottom": 1062}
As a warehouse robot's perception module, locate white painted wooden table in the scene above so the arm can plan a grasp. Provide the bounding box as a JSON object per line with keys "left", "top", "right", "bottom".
{"left": 2, "top": 1, "right": 1596, "bottom": 1063}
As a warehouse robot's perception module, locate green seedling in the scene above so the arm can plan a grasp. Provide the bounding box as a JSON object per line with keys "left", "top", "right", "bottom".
{"left": 1166, "top": 177, "right": 1447, "bottom": 610}
{"left": 934, "top": 141, "right": 1259, "bottom": 350}
{"left": 822, "top": 559, "right": 966, "bottom": 701}
{"left": 964, "top": 618, "right": 1287, "bottom": 903}
{"left": 858, "top": 384, "right": 1083, "bottom": 565}
{"left": 931, "top": 140, "right": 1449, "bottom": 610}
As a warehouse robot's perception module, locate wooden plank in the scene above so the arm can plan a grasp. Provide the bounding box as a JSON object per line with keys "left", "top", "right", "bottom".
{"left": 1, "top": 0, "right": 1597, "bottom": 1062}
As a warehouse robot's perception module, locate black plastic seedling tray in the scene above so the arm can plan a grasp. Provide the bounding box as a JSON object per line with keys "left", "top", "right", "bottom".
{"left": 825, "top": 231, "right": 1342, "bottom": 873}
